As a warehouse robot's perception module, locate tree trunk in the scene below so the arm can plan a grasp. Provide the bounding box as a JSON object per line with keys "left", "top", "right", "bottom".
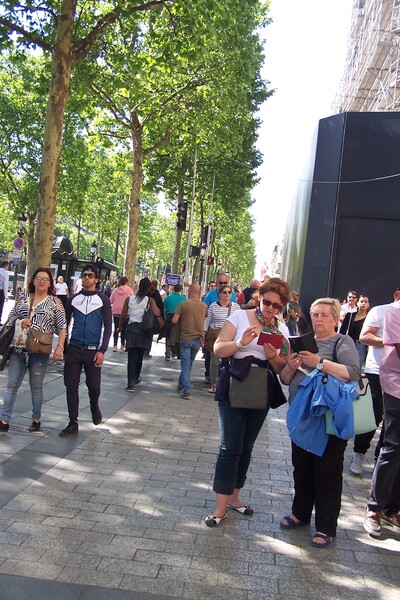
{"left": 124, "top": 129, "right": 144, "bottom": 285}
{"left": 30, "top": 0, "right": 76, "bottom": 278}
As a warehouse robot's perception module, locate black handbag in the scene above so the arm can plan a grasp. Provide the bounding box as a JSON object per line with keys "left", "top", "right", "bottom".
{"left": 0, "top": 316, "right": 17, "bottom": 371}
{"left": 141, "top": 299, "right": 161, "bottom": 334}
{"left": 0, "top": 318, "right": 16, "bottom": 356}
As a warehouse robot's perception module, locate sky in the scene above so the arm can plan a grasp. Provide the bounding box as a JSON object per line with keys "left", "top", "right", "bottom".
{"left": 252, "top": 0, "right": 354, "bottom": 277}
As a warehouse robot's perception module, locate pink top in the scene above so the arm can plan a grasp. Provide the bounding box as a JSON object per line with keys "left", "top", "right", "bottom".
{"left": 380, "top": 299, "right": 400, "bottom": 398}
{"left": 110, "top": 285, "right": 134, "bottom": 315}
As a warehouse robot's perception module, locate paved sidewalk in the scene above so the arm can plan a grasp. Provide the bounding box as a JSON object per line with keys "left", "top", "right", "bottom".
{"left": 0, "top": 335, "right": 399, "bottom": 599}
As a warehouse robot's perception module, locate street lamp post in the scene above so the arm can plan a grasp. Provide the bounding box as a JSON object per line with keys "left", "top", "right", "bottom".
{"left": 90, "top": 240, "right": 97, "bottom": 262}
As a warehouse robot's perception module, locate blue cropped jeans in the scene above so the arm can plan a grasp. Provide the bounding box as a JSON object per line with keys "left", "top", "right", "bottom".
{"left": 0, "top": 350, "right": 50, "bottom": 422}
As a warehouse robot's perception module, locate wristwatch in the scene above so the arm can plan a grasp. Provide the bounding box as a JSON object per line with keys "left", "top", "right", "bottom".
{"left": 316, "top": 358, "right": 324, "bottom": 371}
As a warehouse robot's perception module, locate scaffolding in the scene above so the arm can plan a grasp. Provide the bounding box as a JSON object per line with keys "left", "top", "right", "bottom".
{"left": 333, "top": 0, "right": 400, "bottom": 112}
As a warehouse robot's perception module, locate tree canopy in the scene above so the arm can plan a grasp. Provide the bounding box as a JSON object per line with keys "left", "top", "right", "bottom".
{"left": 0, "top": 0, "right": 272, "bottom": 287}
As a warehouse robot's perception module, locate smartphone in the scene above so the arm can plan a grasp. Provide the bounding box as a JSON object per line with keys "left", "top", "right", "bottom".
{"left": 257, "top": 332, "right": 283, "bottom": 349}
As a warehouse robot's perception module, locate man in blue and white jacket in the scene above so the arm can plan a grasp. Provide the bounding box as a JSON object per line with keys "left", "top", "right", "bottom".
{"left": 59, "top": 265, "right": 112, "bottom": 437}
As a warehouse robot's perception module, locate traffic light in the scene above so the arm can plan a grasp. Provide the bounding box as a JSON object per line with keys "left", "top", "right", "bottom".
{"left": 207, "top": 256, "right": 214, "bottom": 265}
{"left": 177, "top": 202, "right": 188, "bottom": 230}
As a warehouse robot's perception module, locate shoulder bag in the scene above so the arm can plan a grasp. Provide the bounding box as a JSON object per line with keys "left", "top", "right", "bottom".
{"left": 26, "top": 297, "right": 53, "bottom": 355}
{"left": 204, "top": 303, "right": 231, "bottom": 353}
{"left": 229, "top": 356, "right": 268, "bottom": 410}
{"left": 141, "top": 299, "right": 161, "bottom": 335}
{"left": 325, "top": 336, "right": 376, "bottom": 435}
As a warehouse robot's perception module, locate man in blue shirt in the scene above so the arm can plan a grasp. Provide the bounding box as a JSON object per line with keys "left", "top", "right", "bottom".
{"left": 203, "top": 273, "right": 236, "bottom": 307}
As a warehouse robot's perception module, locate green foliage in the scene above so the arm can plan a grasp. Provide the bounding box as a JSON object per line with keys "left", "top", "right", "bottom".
{"left": 0, "top": 0, "right": 272, "bottom": 281}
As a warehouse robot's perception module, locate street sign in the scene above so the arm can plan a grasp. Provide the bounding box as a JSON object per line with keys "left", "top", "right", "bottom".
{"left": 12, "top": 249, "right": 22, "bottom": 258}
{"left": 13, "top": 237, "right": 24, "bottom": 250}
{"left": 166, "top": 274, "right": 181, "bottom": 286}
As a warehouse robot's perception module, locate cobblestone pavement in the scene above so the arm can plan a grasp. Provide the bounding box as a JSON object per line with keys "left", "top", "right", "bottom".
{"left": 0, "top": 322, "right": 399, "bottom": 598}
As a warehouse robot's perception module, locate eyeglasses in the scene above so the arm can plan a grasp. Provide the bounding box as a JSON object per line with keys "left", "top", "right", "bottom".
{"left": 82, "top": 273, "right": 95, "bottom": 279}
{"left": 262, "top": 298, "right": 283, "bottom": 311}
{"left": 34, "top": 277, "right": 50, "bottom": 283}
{"left": 221, "top": 290, "right": 231, "bottom": 295}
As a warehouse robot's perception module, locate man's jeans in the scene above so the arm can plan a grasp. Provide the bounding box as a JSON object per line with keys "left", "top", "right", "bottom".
{"left": 0, "top": 350, "right": 50, "bottom": 421}
{"left": 178, "top": 338, "right": 201, "bottom": 393}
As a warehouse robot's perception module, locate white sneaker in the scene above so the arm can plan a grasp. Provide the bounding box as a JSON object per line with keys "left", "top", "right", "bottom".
{"left": 113, "top": 346, "right": 117, "bottom": 352}
{"left": 350, "top": 452, "right": 363, "bottom": 475}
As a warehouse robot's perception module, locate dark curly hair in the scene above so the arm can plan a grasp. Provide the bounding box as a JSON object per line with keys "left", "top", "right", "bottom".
{"left": 255, "top": 277, "right": 290, "bottom": 307}
{"left": 28, "top": 267, "right": 55, "bottom": 295}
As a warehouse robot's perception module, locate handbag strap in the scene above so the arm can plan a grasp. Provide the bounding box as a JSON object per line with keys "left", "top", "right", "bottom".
{"left": 332, "top": 334, "right": 363, "bottom": 388}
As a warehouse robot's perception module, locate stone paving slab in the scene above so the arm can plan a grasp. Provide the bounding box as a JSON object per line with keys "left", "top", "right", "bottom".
{"left": 0, "top": 332, "right": 400, "bottom": 599}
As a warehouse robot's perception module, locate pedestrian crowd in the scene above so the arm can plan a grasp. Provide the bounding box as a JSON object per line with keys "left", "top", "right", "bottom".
{"left": 0, "top": 267, "right": 399, "bottom": 550}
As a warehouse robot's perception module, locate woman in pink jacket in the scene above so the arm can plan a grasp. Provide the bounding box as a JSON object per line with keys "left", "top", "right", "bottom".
{"left": 110, "top": 277, "right": 134, "bottom": 351}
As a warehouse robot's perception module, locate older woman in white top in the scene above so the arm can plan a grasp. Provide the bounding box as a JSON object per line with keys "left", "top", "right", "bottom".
{"left": 205, "top": 278, "right": 290, "bottom": 527}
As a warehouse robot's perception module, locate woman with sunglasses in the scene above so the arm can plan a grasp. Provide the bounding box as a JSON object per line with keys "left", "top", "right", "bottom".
{"left": 205, "top": 277, "right": 289, "bottom": 527}
{"left": 0, "top": 268, "right": 66, "bottom": 432}
{"left": 203, "top": 285, "right": 240, "bottom": 394}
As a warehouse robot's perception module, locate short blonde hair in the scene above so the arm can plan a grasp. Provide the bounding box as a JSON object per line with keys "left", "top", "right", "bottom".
{"left": 310, "top": 297, "right": 341, "bottom": 320}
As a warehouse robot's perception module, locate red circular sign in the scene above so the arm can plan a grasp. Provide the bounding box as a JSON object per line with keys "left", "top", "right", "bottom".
{"left": 13, "top": 237, "right": 24, "bottom": 250}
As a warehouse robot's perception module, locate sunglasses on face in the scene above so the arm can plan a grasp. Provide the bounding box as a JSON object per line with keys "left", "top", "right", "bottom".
{"left": 221, "top": 290, "right": 231, "bottom": 295}
{"left": 262, "top": 298, "right": 283, "bottom": 311}
{"left": 82, "top": 273, "right": 95, "bottom": 279}
{"left": 218, "top": 281, "right": 228, "bottom": 286}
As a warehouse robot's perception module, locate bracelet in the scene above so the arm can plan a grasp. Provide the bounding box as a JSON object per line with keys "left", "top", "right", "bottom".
{"left": 235, "top": 339, "right": 245, "bottom": 349}
{"left": 57, "top": 344, "right": 64, "bottom": 349}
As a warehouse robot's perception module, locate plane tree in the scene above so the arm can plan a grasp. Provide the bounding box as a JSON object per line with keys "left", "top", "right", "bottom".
{"left": 78, "top": 0, "right": 269, "bottom": 282}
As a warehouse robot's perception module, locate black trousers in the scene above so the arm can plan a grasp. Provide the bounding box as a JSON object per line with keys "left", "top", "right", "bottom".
{"left": 353, "top": 373, "right": 384, "bottom": 457}
{"left": 291, "top": 435, "right": 347, "bottom": 537}
{"left": 368, "top": 393, "right": 400, "bottom": 515}
{"left": 127, "top": 347, "right": 145, "bottom": 386}
{"left": 64, "top": 346, "right": 102, "bottom": 422}
{"left": 0, "top": 289, "right": 5, "bottom": 324}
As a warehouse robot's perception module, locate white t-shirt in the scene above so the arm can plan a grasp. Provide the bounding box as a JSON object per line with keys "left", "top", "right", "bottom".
{"left": 55, "top": 282, "right": 69, "bottom": 296}
{"left": 363, "top": 303, "right": 390, "bottom": 375}
{"left": 226, "top": 310, "right": 289, "bottom": 360}
{"left": 128, "top": 295, "right": 149, "bottom": 324}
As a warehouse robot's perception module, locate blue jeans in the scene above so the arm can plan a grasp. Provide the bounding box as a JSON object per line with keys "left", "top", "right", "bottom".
{"left": 178, "top": 338, "right": 201, "bottom": 393}
{"left": 213, "top": 396, "right": 269, "bottom": 495}
{"left": 0, "top": 350, "right": 50, "bottom": 422}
